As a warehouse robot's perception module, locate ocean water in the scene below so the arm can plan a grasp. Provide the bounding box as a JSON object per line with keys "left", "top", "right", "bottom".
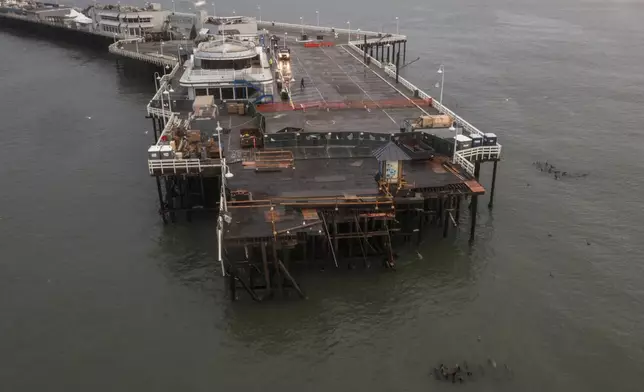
{"left": 1, "top": 1, "right": 644, "bottom": 390}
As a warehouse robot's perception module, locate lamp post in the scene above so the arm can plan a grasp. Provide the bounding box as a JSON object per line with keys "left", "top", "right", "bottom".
{"left": 450, "top": 123, "right": 457, "bottom": 162}
{"left": 347, "top": 20, "right": 350, "bottom": 44}
{"left": 154, "top": 71, "right": 161, "bottom": 91}
{"left": 316, "top": 10, "right": 319, "bottom": 26}
{"left": 284, "top": 31, "right": 287, "bottom": 48}
{"left": 257, "top": 5, "right": 261, "bottom": 22}
{"left": 300, "top": 16, "right": 303, "bottom": 35}
{"left": 437, "top": 64, "right": 445, "bottom": 103}
{"left": 163, "top": 87, "right": 175, "bottom": 113}
{"left": 212, "top": 2, "right": 215, "bottom": 17}
{"left": 395, "top": 16, "right": 399, "bottom": 35}
{"left": 160, "top": 40, "right": 166, "bottom": 73}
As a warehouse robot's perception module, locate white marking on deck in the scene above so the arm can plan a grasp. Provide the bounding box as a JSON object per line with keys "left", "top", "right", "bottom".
{"left": 319, "top": 46, "right": 397, "bottom": 124}
{"left": 293, "top": 54, "right": 327, "bottom": 104}
{"left": 339, "top": 45, "right": 431, "bottom": 117}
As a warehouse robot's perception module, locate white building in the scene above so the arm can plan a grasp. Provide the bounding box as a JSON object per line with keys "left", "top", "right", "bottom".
{"left": 167, "top": 10, "right": 207, "bottom": 39}
{"left": 180, "top": 37, "right": 274, "bottom": 102}
{"left": 86, "top": 3, "right": 169, "bottom": 38}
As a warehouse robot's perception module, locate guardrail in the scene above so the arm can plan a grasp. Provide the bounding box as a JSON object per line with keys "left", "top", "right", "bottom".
{"left": 146, "top": 62, "right": 182, "bottom": 118}
{"left": 346, "top": 40, "right": 502, "bottom": 174}
{"left": 109, "top": 39, "right": 178, "bottom": 68}
{"left": 257, "top": 20, "right": 406, "bottom": 43}
{"left": 148, "top": 158, "right": 222, "bottom": 175}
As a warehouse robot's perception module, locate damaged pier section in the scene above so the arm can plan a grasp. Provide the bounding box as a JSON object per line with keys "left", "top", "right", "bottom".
{"left": 141, "top": 22, "right": 501, "bottom": 301}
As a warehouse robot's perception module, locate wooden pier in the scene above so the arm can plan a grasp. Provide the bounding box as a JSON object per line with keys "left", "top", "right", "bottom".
{"left": 133, "top": 20, "right": 502, "bottom": 300}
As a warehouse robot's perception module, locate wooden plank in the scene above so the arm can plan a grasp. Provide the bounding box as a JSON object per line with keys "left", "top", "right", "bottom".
{"left": 464, "top": 180, "right": 485, "bottom": 194}
{"left": 301, "top": 208, "right": 319, "bottom": 221}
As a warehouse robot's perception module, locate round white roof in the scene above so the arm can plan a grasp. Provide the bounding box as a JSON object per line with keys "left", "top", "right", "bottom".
{"left": 196, "top": 39, "right": 257, "bottom": 60}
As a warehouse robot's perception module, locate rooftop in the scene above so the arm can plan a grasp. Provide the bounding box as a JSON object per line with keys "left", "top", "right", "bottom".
{"left": 195, "top": 38, "right": 258, "bottom": 60}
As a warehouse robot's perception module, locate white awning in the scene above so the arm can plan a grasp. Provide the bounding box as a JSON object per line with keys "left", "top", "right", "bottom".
{"left": 67, "top": 9, "right": 92, "bottom": 25}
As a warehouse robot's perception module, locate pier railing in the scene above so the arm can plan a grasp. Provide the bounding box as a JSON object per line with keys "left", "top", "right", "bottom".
{"left": 257, "top": 21, "right": 406, "bottom": 44}
{"left": 148, "top": 158, "right": 222, "bottom": 175}
{"left": 147, "top": 62, "right": 182, "bottom": 118}
{"left": 345, "top": 41, "right": 502, "bottom": 175}
{"left": 109, "top": 38, "right": 178, "bottom": 68}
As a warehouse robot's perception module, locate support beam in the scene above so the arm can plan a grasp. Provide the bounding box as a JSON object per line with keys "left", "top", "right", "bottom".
{"left": 260, "top": 242, "right": 272, "bottom": 297}
{"left": 277, "top": 259, "right": 305, "bottom": 299}
{"left": 403, "top": 41, "right": 407, "bottom": 64}
{"left": 155, "top": 177, "right": 167, "bottom": 224}
{"left": 271, "top": 242, "right": 284, "bottom": 297}
{"left": 488, "top": 160, "right": 498, "bottom": 209}
{"left": 395, "top": 50, "right": 400, "bottom": 83}
{"left": 470, "top": 195, "right": 478, "bottom": 242}
{"left": 443, "top": 196, "right": 452, "bottom": 238}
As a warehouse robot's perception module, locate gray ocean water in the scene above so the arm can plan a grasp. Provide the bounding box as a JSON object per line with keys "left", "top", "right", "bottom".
{"left": 2, "top": 0, "right": 644, "bottom": 391}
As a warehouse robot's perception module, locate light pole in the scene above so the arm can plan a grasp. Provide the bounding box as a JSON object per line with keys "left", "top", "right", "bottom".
{"left": 316, "top": 10, "right": 319, "bottom": 26}
{"left": 395, "top": 16, "right": 399, "bottom": 35}
{"left": 160, "top": 40, "right": 166, "bottom": 73}
{"left": 437, "top": 64, "right": 445, "bottom": 103}
{"left": 347, "top": 20, "right": 350, "bottom": 44}
{"left": 300, "top": 16, "right": 303, "bottom": 35}
{"left": 163, "top": 87, "right": 174, "bottom": 113}
{"left": 284, "top": 31, "right": 287, "bottom": 48}
{"left": 257, "top": 5, "right": 261, "bottom": 22}
{"left": 171, "top": 0, "right": 175, "bottom": 13}
{"left": 212, "top": 2, "right": 215, "bottom": 17}
{"left": 154, "top": 72, "right": 161, "bottom": 91}
{"left": 450, "top": 123, "right": 457, "bottom": 162}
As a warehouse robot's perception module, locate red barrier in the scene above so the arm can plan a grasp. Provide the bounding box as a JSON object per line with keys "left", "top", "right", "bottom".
{"left": 304, "top": 42, "right": 321, "bottom": 48}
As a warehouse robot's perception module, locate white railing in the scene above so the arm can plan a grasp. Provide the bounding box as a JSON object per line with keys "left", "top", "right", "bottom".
{"left": 146, "top": 63, "right": 181, "bottom": 118}
{"left": 109, "top": 39, "right": 179, "bottom": 67}
{"left": 456, "top": 145, "right": 503, "bottom": 162}
{"left": 148, "top": 158, "right": 222, "bottom": 175}
{"left": 347, "top": 39, "right": 503, "bottom": 174}
{"left": 453, "top": 145, "right": 502, "bottom": 175}
{"left": 257, "top": 20, "right": 406, "bottom": 43}
{"left": 454, "top": 152, "right": 476, "bottom": 175}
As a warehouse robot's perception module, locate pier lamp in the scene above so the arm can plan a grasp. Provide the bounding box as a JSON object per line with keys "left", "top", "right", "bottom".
{"left": 395, "top": 16, "right": 399, "bottom": 35}
{"left": 284, "top": 32, "right": 287, "bottom": 48}
{"left": 449, "top": 123, "right": 457, "bottom": 161}
{"left": 154, "top": 72, "right": 161, "bottom": 91}
{"left": 347, "top": 20, "right": 351, "bottom": 43}
{"left": 224, "top": 166, "right": 234, "bottom": 178}
{"left": 316, "top": 10, "right": 319, "bottom": 27}
{"left": 300, "top": 17, "right": 304, "bottom": 35}
{"left": 257, "top": 5, "right": 261, "bottom": 22}
{"left": 437, "top": 64, "right": 445, "bottom": 103}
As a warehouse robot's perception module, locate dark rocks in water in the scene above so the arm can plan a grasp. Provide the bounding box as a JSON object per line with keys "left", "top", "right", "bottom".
{"left": 532, "top": 161, "right": 589, "bottom": 180}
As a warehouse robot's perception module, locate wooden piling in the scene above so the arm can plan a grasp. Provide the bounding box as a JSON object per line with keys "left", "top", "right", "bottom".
{"left": 488, "top": 160, "right": 498, "bottom": 209}
{"left": 260, "top": 242, "right": 272, "bottom": 297}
